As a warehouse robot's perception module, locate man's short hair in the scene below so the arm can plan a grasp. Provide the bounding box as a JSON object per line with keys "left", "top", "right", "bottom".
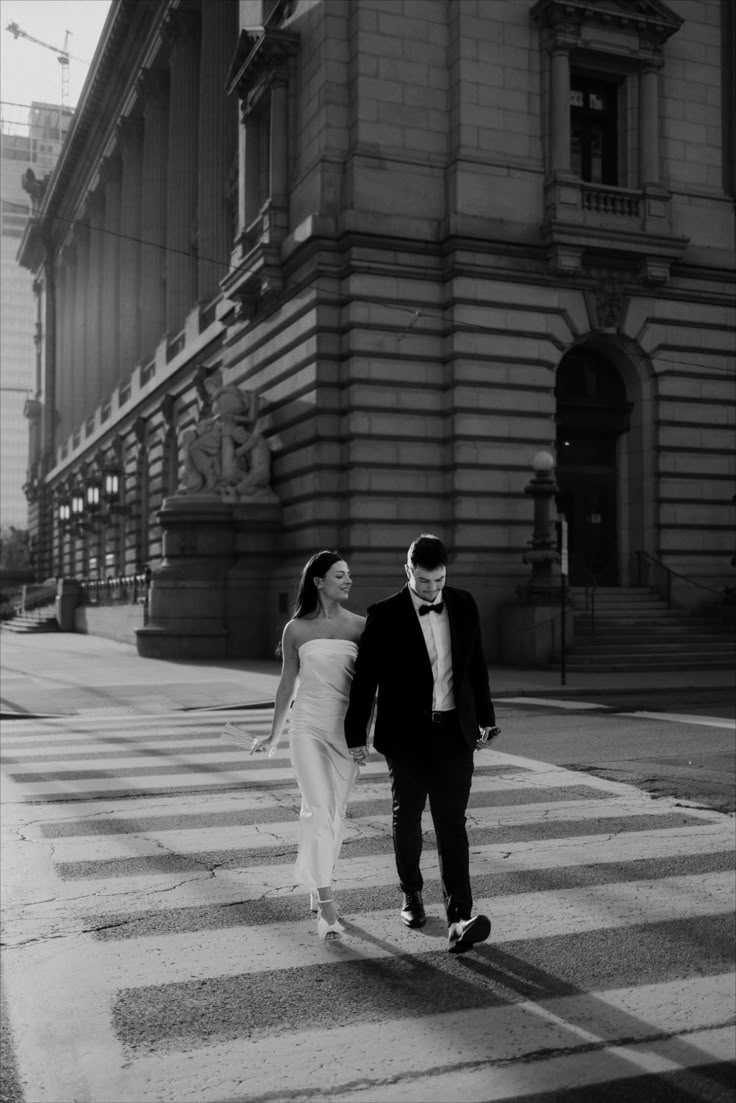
{"left": 407, "top": 533, "right": 448, "bottom": 570}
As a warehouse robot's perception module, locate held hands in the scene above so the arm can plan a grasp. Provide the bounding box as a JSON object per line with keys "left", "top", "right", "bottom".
{"left": 474, "top": 725, "right": 501, "bottom": 750}
{"left": 349, "top": 746, "right": 368, "bottom": 767}
{"left": 251, "top": 734, "right": 276, "bottom": 756}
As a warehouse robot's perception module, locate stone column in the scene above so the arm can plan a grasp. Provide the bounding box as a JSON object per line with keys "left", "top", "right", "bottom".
{"left": 640, "top": 63, "right": 660, "bottom": 187}
{"left": 165, "top": 8, "right": 200, "bottom": 336}
{"left": 61, "top": 244, "right": 77, "bottom": 443}
{"left": 100, "top": 155, "right": 122, "bottom": 399}
{"left": 139, "top": 69, "right": 169, "bottom": 362}
{"left": 198, "top": 0, "right": 237, "bottom": 304}
{"left": 41, "top": 259, "right": 57, "bottom": 470}
{"left": 268, "top": 77, "right": 289, "bottom": 239}
{"left": 118, "top": 115, "right": 143, "bottom": 381}
{"left": 55, "top": 256, "right": 70, "bottom": 440}
{"left": 73, "top": 222, "right": 89, "bottom": 430}
{"left": 85, "top": 189, "right": 105, "bottom": 414}
{"left": 236, "top": 114, "right": 249, "bottom": 237}
{"left": 549, "top": 47, "right": 571, "bottom": 176}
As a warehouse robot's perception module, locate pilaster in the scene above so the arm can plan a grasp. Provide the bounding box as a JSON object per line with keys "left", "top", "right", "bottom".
{"left": 55, "top": 254, "right": 71, "bottom": 440}
{"left": 549, "top": 46, "right": 571, "bottom": 177}
{"left": 198, "top": 0, "right": 237, "bottom": 304}
{"left": 165, "top": 8, "right": 201, "bottom": 335}
{"left": 86, "top": 190, "right": 106, "bottom": 413}
{"left": 61, "top": 243, "right": 77, "bottom": 445}
{"left": 640, "top": 62, "right": 661, "bottom": 188}
{"left": 100, "top": 155, "right": 122, "bottom": 396}
{"left": 72, "top": 221, "right": 89, "bottom": 435}
{"left": 138, "top": 68, "right": 169, "bottom": 360}
{"left": 117, "top": 115, "right": 144, "bottom": 379}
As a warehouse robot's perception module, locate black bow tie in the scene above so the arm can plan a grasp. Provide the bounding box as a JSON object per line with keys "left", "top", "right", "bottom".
{"left": 419, "top": 602, "right": 444, "bottom": 616}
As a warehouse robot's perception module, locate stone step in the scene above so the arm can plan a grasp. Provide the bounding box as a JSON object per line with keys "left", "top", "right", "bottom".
{"left": 1, "top": 616, "right": 58, "bottom": 633}
{"left": 569, "top": 644, "right": 732, "bottom": 661}
{"left": 569, "top": 639, "right": 732, "bottom": 652}
{"left": 575, "top": 625, "right": 734, "bottom": 639}
{"left": 559, "top": 660, "right": 735, "bottom": 672}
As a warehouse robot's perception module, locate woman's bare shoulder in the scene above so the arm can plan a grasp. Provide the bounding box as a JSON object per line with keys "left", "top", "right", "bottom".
{"left": 282, "top": 618, "right": 309, "bottom": 647}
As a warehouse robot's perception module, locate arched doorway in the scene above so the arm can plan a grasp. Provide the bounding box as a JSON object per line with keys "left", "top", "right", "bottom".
{"left": 555, "top": 346, "right": 632, "bottom": 585}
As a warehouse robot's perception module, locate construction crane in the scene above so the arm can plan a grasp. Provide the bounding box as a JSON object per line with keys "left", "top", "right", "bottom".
{"left": 5, "top": 21, "right": 87, "bottom": 110}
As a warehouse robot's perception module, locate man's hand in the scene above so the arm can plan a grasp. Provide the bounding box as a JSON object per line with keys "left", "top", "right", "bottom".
{"left": 349, "top": 746, "right": 368, "bottom": 766}
{"left": 475, "top": 726, "right": 501, "bottom": 750}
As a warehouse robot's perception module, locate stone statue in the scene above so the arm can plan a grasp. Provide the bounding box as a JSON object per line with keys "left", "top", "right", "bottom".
{"left": 179, "top": 383, "right": 277, "bottom": 502}
{"left": 21, "top": 168, "right": 47, "bottom": 209}
{"left": 181, "top": 415, "right": 222, "bottom": 491}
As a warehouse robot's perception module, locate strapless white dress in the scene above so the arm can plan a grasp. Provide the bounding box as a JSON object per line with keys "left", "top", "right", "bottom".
{"left": 289, "top": 638, "right": 359, "bottom": 890}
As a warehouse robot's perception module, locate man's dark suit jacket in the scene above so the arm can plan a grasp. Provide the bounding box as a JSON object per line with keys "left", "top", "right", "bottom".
{"left": 344, "top": 584, "right": 496, "bottom": 759}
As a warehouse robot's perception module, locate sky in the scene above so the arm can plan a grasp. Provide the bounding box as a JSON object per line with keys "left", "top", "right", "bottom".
{"left": 1, "top": 0, "right": 113, "bottom": 111}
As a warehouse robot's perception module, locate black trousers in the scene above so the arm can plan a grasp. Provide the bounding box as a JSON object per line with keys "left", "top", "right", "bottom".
{"left": 386, "top": 713, "right": 474, "bottom": 925}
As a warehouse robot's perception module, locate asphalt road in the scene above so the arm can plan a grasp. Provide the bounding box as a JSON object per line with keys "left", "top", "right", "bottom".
{"left": 497, "top": 689, "right": 735, "bottom": 814}
{"left": 1, "top": 696, "right": 733, "bottom": 1102}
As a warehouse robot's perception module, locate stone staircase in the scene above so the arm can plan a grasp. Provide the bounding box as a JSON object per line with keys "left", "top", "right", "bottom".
{"left": 1, "top": 605, "right": 59, "bottom": 634}
{"left": 566, "top": 586, "right": 736, "bottom": 672}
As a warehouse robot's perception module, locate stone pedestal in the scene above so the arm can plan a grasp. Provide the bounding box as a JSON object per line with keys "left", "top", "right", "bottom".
{"left": 499, "top": 600, "right": 573, "bottom": 667}
{"left": 136, "top": 495, "right": 281, "bottom": 660}
{"left": 228, "top": 501, "right": 283, "bottom": 657}
{"left": 56, "top": 578, "right": 81, "bottom": 632}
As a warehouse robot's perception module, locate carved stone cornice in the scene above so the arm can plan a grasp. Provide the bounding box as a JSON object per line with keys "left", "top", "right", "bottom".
{"left": 531, "top": 0, "right": 683, "bottom": 47}
{"left": 99, "top": 154, "right": 122, "bottom": 184}
{"left": 162, "top": 4, "right": 201, "bottom": 52}
{"left": 532, "top": 0, "right": 682, "bottom": 64}
{"left": 136, "top": 67, "right": 169, "bottom": 106}
{"left": 226, "top": 26, "right": 299, "bottom": 111}
{"left": 116, "top": 113, "right": 144, "bottom": 149}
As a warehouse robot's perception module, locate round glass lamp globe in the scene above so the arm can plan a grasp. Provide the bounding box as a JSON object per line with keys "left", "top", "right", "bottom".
{"left": 532, "top": 450, "right": 555, "bottom": 473}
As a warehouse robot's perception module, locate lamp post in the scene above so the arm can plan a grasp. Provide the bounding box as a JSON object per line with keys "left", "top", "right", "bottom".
{"left": 70, "top": 487, "right": 86, "bottom": 537}
{"left": 86, "top": 478, "right": 101, "bottom": 515}
{"left": 103, "top": 466, "right": 120, "bottom": 505}
{"left": 521, "top": 450, "right": 562, "bottom": 601}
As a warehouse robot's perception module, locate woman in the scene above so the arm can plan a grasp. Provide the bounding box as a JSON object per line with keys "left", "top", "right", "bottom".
{"left": 256, "top": 551, "right": 366, "bottom": 940}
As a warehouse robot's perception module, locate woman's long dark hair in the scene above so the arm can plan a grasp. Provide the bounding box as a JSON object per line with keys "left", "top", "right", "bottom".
{"left": 292, "top": 550, "right": 343, "bottom": 619}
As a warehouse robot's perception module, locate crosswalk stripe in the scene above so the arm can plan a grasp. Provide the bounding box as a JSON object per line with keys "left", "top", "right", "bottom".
{"left": 35, "top": 796, "right": 716, "bottom": 868}
{"left": 4, "top": 825, "right": 730, "bottom": 933}
{"left": 73, "top": 871, "right": 734, "bottom": 987}
{"left": 621, "top": 710, "right": 735, "bottom": 730}
{"left": 12, "top": 972, "right": 730, "bottom": 1103}
{"left": 501, "top": 696, "right": 610, "bottom": 710}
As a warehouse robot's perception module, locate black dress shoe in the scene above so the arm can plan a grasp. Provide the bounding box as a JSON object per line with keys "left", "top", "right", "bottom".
{"left": 448, "top": 914, "right": 491, "bottom": 953}
{"left": 400, "top": 891, "right": 426, "bottom": 928}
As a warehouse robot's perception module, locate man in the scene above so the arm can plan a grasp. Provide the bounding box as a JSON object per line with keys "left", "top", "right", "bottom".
{"left": 345, "top": 533, "right": 500, "bottom": 953}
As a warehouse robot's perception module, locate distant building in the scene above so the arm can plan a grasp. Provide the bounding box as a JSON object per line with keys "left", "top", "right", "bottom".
{"left": 16, "top": 0, "right": 736, "bottom": 658}
{"left": 0, "top": 101, "right": 72, "bottom": 530}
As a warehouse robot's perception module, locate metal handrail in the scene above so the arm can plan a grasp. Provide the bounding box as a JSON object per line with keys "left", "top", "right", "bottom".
{"left": 635, "top": 551, "right": 725, "bottom": 609}
{"left": 18, "top": 581, "right": 57, "bottom": 615}
{"left": 79, "top": 570, "right": 151, "bottom": 623}
{"left": 566, "top": 552, "right": 598, "bottom": 633}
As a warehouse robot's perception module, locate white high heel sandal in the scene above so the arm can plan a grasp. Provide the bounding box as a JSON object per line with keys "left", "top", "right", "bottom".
{"left": 310, "top": 890, "right": 339, "bottom": 916}
{"left": 316, "top": 897, "right": 344, "bottom": 941}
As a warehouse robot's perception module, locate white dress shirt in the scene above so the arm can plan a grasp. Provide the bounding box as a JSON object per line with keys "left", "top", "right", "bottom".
{"left": 409, "top": 588, "right": 455, "bottom": 712}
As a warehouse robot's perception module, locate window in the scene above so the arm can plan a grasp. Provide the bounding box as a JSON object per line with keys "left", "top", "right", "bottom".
{"left": 570, "top": 76, "right": 619, "bottom": 185}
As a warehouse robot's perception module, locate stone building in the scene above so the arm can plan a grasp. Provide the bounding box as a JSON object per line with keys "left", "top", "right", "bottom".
{"left": 18, "top": 0, "right": 736, "bottom": 659}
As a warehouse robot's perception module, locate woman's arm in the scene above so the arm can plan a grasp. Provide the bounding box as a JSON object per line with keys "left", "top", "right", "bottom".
{"left": 258, "top": 622, "right": 300, "bottom": 752}
{"left": 344, "top": 606, "right": 381, "bottom": 747}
